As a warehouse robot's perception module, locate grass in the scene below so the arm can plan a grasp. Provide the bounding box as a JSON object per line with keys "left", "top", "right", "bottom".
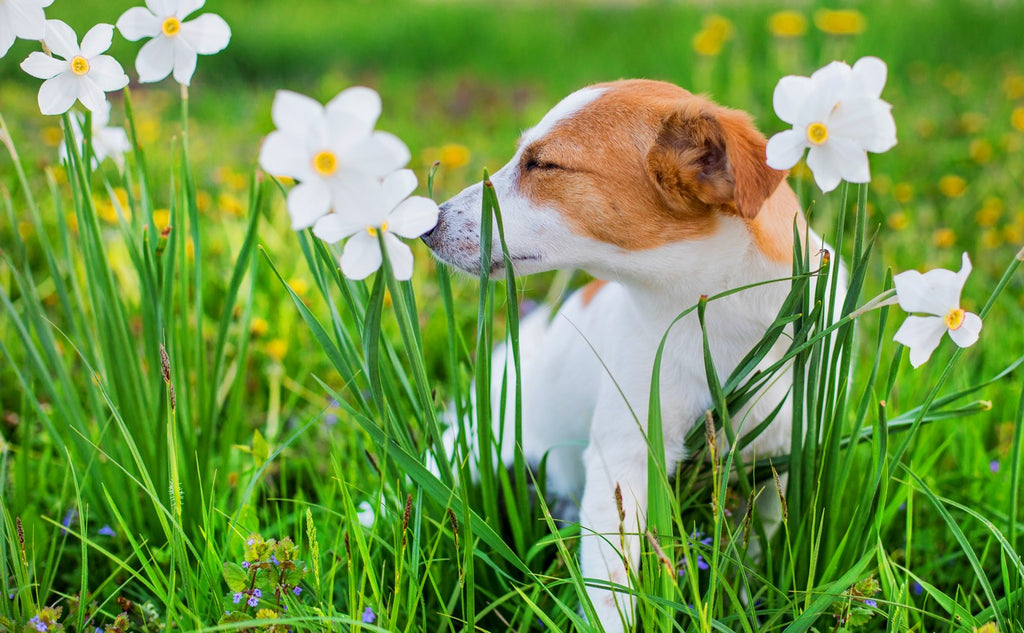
{"left": 1, "top": 0, "right": 1023, "bottom": 631}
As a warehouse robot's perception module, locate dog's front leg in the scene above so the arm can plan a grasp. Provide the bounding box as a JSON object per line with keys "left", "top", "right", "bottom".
{"left": 579, "top": 406, "right": 649, "bottom": 633}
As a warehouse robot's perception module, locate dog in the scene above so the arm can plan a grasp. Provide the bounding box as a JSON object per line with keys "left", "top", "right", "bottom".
{"left": 423, "top": 79, "right": 820, "bottom": 632}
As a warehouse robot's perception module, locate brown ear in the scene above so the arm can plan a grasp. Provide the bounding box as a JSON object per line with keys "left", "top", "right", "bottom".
{"left": 646, "top": 103, "right": 786, "bottom": 219}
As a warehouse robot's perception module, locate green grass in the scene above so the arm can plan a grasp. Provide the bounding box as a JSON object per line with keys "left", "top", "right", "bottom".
{"left": 2, "top": 0, "right": 1024, "bottom": 631}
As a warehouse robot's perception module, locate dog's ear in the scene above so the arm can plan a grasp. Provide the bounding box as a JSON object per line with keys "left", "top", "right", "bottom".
{"left": 646, "top": 104, "right": 785, "bottom": 219}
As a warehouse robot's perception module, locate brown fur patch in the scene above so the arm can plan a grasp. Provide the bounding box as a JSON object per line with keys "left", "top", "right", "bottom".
{"left": 517, "top": 80, "right": 792, "bottom": 259}
{"left": 580, "top": 279, "right": 608, "bottom": 307}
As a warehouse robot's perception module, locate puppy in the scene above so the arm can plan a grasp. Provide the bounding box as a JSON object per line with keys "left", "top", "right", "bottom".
{"left": 423, "top": 79, "right": 815, "bottom": 632}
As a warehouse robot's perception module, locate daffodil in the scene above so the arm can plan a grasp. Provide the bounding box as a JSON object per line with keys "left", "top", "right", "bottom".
{"left": 20, "top": 20, "right": 129, "bottom": 115}
{"left": 115, "top": 0, "right": 230, "bottom": 85}
{"left": 0, "top": 0, "right": 53, "bottom": 58}
{"left": 60, "top": 99, "right": 130, "bottom": 169}
{"left": 765, "top": 56, "right": 897, "bottom": 192}
{"left": 312, "top": 170, "right": 438, "bottom": 280}
{"left": 258, "top": 88, "right": 411, "bottom": 230}
{"left": 893, "top": 252, "right": 982, "bottom": 368}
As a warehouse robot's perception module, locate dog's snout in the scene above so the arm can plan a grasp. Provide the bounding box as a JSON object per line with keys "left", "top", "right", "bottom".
{"left": 420, "top": 201, "right": 450, "bottom": 247}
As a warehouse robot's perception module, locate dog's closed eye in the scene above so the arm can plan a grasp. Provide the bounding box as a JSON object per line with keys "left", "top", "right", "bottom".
{"left": 522, "top": 147, "right": 564, "bottom": 172}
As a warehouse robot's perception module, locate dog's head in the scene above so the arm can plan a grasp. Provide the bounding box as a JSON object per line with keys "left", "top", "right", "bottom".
{"left": 422, "top": 79, "right": 789, "bottom": 279}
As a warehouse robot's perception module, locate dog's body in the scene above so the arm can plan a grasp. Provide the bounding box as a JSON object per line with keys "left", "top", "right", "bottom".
{"left": 424, "top": 80, "right": 819, "bottom": 631}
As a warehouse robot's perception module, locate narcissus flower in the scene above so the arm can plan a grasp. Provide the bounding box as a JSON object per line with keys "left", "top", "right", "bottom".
{"left": 313, "top": 169, "right": 438, "bottom": 281}
{"left": 766, "top": 56, "right": 897, "bottom": 192}
{"left": 0, "top": 0, "right": 53, "bottom": 58}
{"left": 60, "top": 100, "right": 130, "bottom": 169}
{"left": 893, "top": 252, "right": 982, "bottom": 368}
{"left": 116, "top": 0, "right": 230, "bottom": 86}
{"left": 20, "top": 20, "right": 129, "bottom": 115}
{"left": 258, "top": 88, "right": 411, "bottom": 230}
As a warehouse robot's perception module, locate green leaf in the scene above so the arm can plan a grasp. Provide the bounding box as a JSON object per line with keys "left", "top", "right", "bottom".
{"left": 222, "top": 562, "right": 248, "bottom": 592}
{"left": 252, "top": 429, "right": 269, "bottom": 468}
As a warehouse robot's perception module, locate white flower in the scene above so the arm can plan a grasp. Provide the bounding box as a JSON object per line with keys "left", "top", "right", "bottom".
{"left": 893, "top": 252, "right": 982, "bottom": 368}
{"left": 766, "top": 56, "right": 897, "bottom": 193}
{"left": 0, "top": 0, "right": 53, "bottom": 58}
{"left": 258, "top": 88, "right": 411, "bottom": 230}
{"left": 115, "top": 0, "right": 230, "bottom": 86}
{"left": 20, "top": 20, "right": 129, "bottom": 116}
{"left": 60, "top": 100, "right": 130, "bottom": 170}
{"left": 313, "top": 170, "right": 438, "bottom": 281}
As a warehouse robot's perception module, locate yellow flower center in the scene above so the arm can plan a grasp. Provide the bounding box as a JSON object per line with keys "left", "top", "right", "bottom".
{"left": 945, "top": 308, "right": 965, "bottom": 330}
{"left": 312, "top": 151, "right": 338, "bottom": 176}
{"left": 806, "top": 122, "right": 829, "bottom": 145}
{"left": 162, "top": 17, "right": 181, "bottom": 37}
{"left": 366, "top": 222, "right": 389, "bottom": 237}
{"left": 70, "top": 55, "right": 90, "bottom": 75}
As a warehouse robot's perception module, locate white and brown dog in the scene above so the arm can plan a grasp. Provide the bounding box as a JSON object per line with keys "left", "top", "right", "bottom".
{"left": 423, "top": 79, "right": 817, "bottom": 631}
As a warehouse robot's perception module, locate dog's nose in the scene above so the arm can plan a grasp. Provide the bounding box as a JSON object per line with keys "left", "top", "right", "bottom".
{"left": 421, "top": 201, "right": 450, "bottom": 247}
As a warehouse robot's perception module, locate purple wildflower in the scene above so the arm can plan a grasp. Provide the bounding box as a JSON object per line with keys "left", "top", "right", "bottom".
{"left": 95, "top": 628, "right": 103, "bottom": 633}
{"left": 696, "top": 554, "right": 709, "bottom": 571}
{"left": 252, "top": 588, "right": 262, "bottom": 598}
{"left": 247, "top": 537, "right": 255, "bottom": 546}
{"left": 912, "top": 581, "right": 923, "bottom": 595}
{"left": 232, "top": 592, "right": 244, "bottom": 604}
{"left": 990, "top": 460, "right": 1001, "bottom": 473}
{"left": 270, "top": 554, "right": 279, "bottom": 565}
{"left": 241, "top": 561, "right": 251, "bottom": 569}
{"left": 292, "top": 586, "right": 302, "bottom": 596}
{"left": 7, "top": 590, "right": 14, "bottom": 599}
{"left": 864, "top": 599, "right": 877, "bottom": 608}
{"left": 98, "top": 525, "right": 116, "bottom": 537}
{"left": 61, "top": 508, "right": 77, "bottom": 529}
{"left": 29, "top": 616, "right": 47, "bottom": 632}
{"left": 247, "top": 595, "right": 259, "bottom": 608}
{"left": 361, "top": 606, "right": 376, "bottom": 624}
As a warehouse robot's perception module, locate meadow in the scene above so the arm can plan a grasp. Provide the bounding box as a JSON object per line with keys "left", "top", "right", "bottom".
{"left": 1, "top": 0, "right": 1023, "bottom": 631}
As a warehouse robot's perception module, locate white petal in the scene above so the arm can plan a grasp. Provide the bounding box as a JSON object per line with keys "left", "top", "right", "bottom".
{"left": 849, "top": 56, "right": 887, "bottom": 99}
{"left": 382, "top": 233, "right": 414, "bottom": 280}
{"left": 340, "top": 232, "right": 383, "bottom": 280}
{"left": 76, "top": 77, "right": 109, "bottom": 113}
{"left": 20, "top": 51, "right": 67, "bottom": 79}
{"left": 175, "top": 0, "right": 206, "bottom": 19}
{"left": 772, "top": 75, "right": 815, "bottom": 125}
{"left": 80, "top": 23, "right": 114, "bottom": 58}
{"left": 258, "top": 131, "right": 312, "bottom": 180}
{"left": 96, "top": 126, "right": 130, "bottom": 165}
{"left": 0, "top": 23, "right": 16, "bottom": 59}
{"left": 805, "top": 144, "right": 843, "bottom": 193}
{"left": 312, "top": 213, "right": 363, "bottom": 244}
{"left": 116, "top": 7, "right": 161, "bottom": 41}
{"left": 388, "top": 197, "right": 439, "bottom": 239}
{"left": 343, "top": 131, "right": 410, "bottom": 178}
{"left": 171, "top": 40, "right": 198, "bottom": 85}
{"left": 829, "top": 97, "right": 897, "bottom": 154}
{"left": 893, "top": 253, "right": 969, "bottom": 315}
{"left": 8, "top": 0, "right": 48, "bottom": 39}
{"left": 380, "top": 169, "right": 418, "bottom": 212}
{"left": 948, "top": 312, "right": 982, "bottom": 348}
{"left": 91, "top": 97, "right": 112, "bottom": 127}
{"left": 329, "top": 172, "right": 389, "bottom": 222}
{"left": 136, "top": 36, "right": 175, "bottom": 82}
{"left": 86, "top": 55, "right": 129, "bottom": 91}
{"left": 894, "top": 316, "right": 948, "bottom": 368}
{"left": 286, "top": 181, "right": 331, "bottom": 230}
{"left": 178, "top": 13, "right": 230, "bottom": 55}
{"left": 827, "top": 137, "right": 871, "bottom": 183}
{"left": 271, "top": 90, "right": 326, "bottom": 141}
{"left": 37, "top": 73, "right": 79, "bottom": 115}
{"left": 44, "top": 19, "right": 80, "bottom": 60}
{"left": 326, "top": 86, "right": 381, "bottom": 137}
{"left": 145, "top": 0, "right": 175, "bottom": 16}
{"left": 765, "top": 128, "right": 807, "bottom": 170}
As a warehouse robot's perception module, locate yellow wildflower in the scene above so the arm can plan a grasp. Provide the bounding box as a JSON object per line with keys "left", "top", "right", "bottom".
{"left": 702, "top": 14, "right": 734, "bottom": 40}
{"left": 17, "top": 221, "right": 33, "bottom": 240}
{"left": 768, "top": 11, "right": 807, "bottom": 38}
{"left": 196, "top": 190, "right": 212, "bottom": 212}
{"left": 1003, "top": 74, "right": 1024, "bottom": 99}
{"left": 938, "top": 175, "right": 967, "bottom": 198}
{"left": 1003, "top": 223, "right": 1023, "bottom": 244}
{"left": 287, "top": 277, "right": 310, "bottom": 297}
{"left": 250, "top": 317, "right": 269, "bottom": 337}
{"left": 932, "top": 228, "right": 956, "bottom": 248}
{"left": 185, "top": 237, "right": 195, "bottom": 260}
{"left": 692, "top": 29, "right": 725, "bottom": 57}
{"left": 974, "top": 622, "right": 998, "bottom": 633}
{"left": 976, "top": 197, "right": 1004, "bottom": 227}
{"left": 50, "top": 165, "right": 67, "bottom": 185}
{"left": 893, "top": 182, "right": 914, "bottom": 204}
{"left": 256, "top": 608, "right": 279, "bottom": 619}
{"left": 137, "top": 116, "right": 160, "bottom": 145}
{"left": 95, "top": 198, "right": 119, "bottom": 223}
{"left": 266, "top": 338, "right": 288, "bottom": 361}
{"left": 813, "top": 9, "right": 865, "bottom": 35}
{"left": 65, "top": 212, "right": 78, "bottom": 233}
{"left": 981, "top": 228, "right": 1002, "bottom": 249}
{"left": 959, "top": 112, "right": 985, "bottom": 134}
{"left": 218, "top": 192, "right": 246, "bottom": 217}
{"left": 969, "top": 139, "right": 992, "bottom": 164}
{"left": 153, "top": 208, "right": 171, "bottom": 230}
{"left": 439, "top": 143, "right": 470, "bottom": 169}
{"left": 1011, "top": 107, "right": 1024, "bottom": 133}
{"left": 887, "top": 212, "right": 909, "bottom": 231}
{"left": 42, "top": 126, "right": 63, "bottom": 147}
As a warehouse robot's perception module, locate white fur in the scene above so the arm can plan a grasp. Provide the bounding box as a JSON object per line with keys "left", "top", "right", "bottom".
{"left": 426, "top": 85, "right": 814, "bottom": 632}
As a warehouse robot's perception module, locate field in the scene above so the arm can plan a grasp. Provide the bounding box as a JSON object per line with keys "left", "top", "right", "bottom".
{"left": 2, "top": 0, "right": 1024, "bottom": 631}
